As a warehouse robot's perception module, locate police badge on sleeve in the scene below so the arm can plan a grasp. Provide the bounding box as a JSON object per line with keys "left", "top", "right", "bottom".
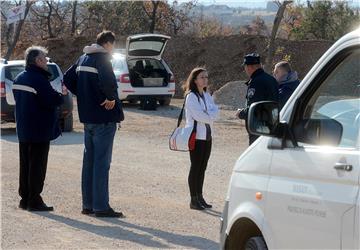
{"left": 247, "top": 88, "right": 256, "bottom": 98}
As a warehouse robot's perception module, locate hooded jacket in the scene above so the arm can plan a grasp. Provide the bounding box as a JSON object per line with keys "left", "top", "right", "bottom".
{"left": 13, "top": 65, "right": 63, "bottom": 142}
{"left": 278, "top": 71, "right": 300, "bottom": 109}
{"left": 64, "top": 44, "right": 124, "bottom": 123}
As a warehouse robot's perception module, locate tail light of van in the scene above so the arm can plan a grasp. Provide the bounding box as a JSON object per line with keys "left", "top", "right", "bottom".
{"left": 119, "top": 74, "right": 130, "bottom": 84}
{"left": 0, "top": 82, "right": 6, "bottom": 97}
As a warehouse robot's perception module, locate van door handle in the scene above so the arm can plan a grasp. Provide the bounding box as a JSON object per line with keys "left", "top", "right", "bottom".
{"left": 334, "top": 163, "right": 353, "bottom": 171}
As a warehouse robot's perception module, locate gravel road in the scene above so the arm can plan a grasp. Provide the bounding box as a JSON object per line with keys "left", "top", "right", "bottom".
{"left": 1, "top": 98, "right": 249, "bottom": 249}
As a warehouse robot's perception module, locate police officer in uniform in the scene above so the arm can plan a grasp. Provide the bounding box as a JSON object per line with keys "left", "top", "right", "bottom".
{"left": 236, "top": 53, "right": 279, "bottom": 145}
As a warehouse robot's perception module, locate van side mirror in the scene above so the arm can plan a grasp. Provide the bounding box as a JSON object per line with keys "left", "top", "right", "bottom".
{"left": 248, "top": 101, "right": 280, "bottom": 137}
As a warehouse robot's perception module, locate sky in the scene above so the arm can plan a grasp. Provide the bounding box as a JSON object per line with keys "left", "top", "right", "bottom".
{"left": 173, "top": 0, "right": 360, "bottom": 9}
{"left": 174, "top": 0, "right": 270, "bottom": 8}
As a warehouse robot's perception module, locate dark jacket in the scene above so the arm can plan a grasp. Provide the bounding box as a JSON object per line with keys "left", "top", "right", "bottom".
{"left": 63, "top": 44, "right": 124, "bottom": 124}
{"left": 278, "top": 71, "right": 300, "bottom": 109}
{"left": 13, "top": 65, "right": 63, "bottom": 142}
{"left": 239, "top": 68, "right": 279, "bottom": 120}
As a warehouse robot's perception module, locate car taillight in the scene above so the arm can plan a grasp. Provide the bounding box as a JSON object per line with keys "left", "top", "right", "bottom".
{"left": 170, "top": 74, "right": 175, "bottom": 83}
{"left": 0, "top": 81, "right": 6, "bottom": 97}
{"left": 119, "top": 74, "right": 130, "bottom": 84}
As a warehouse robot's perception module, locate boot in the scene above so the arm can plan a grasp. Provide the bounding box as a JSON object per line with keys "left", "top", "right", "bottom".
{"left": 190, "top": 196, "right": 205, "bottom": 210}
{"left": 198, "top": 194, "right": 212, "bottom": 208}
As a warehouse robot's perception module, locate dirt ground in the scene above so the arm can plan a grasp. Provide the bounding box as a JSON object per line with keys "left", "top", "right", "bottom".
{"left": 1, "top": 98, "right": 249, "bottom": 249}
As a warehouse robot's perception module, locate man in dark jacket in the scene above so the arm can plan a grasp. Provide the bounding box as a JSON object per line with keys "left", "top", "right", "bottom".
{"left": 273, "top": 61, "right": 300, "bottom": 110}
{"left": 64, "top": 31, "right": 124, "bottom": 217}
{"left": 13, "top": 46, "right": 64, "bottom": 211}
{"left": 236, "top": 53, "right": 279, "bottom": 145}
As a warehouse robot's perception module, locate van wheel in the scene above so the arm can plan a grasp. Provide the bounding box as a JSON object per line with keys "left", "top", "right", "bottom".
{"left": 244, "top": 237, "right": 267, "bottom": 250}
{"left": 62, "top": 113, "right": 73, "bottom": 132}
{"left": 159, "top": 98, "right": 171, "bottom": 106}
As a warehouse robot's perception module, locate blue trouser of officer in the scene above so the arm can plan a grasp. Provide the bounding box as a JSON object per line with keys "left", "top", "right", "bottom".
{"left": 81, "top": 122, "right": 116, "bottom": 212}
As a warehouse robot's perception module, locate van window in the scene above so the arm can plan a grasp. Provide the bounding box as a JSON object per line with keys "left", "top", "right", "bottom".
{"left": 296, "top": 48, "right": 360, "bottom": 148}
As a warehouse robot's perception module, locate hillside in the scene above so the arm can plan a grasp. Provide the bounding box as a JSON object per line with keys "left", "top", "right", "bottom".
{"left": 2, "top": 34, "right": 333, "bottom": 97}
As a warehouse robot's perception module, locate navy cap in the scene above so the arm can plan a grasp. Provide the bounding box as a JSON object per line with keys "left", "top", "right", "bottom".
{"left": 243, "top": 53, "right": 261, "bottom": 65}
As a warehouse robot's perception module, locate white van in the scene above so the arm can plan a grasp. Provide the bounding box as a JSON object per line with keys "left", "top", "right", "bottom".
{"left": 220, "top": 28, "right": 360, "bottom": 249}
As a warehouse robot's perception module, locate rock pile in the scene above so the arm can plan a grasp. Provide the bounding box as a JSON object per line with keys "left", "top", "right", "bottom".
{"left": 213, "top": 80, "right": 248, "bottom": 110}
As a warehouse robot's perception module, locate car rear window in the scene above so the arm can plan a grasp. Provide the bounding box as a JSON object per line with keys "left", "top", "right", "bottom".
{"left": 47, "top": 65, "right": 60, "bottom": 81}
{"left": 5, "top": 66, "right": 24, "bottom": 81}
{"left": 129, "top": 41, "right": 164, "bottom": 56}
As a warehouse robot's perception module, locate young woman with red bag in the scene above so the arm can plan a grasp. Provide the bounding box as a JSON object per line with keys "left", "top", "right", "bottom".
{"left": 183, "top": 67, "right": 219, "bottom": 210}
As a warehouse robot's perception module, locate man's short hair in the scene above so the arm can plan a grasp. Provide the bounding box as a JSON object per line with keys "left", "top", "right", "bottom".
{"left": 25, "top": 46, "right": 48, "bottom": 67}
{"left": 96, "top": 31, "right": 115, "bottom": 46}
{"left": 275, "top": 61, "right": 292, "bottom": 73}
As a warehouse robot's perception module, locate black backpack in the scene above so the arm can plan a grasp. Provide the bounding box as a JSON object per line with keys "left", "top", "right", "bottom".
{"left": 140, "top": 97, "right": 157, "bottom": 110}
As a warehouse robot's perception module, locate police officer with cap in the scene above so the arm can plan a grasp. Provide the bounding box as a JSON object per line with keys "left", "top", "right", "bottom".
{"left": 236, "top": 53, "right": 279, "bottom": 145}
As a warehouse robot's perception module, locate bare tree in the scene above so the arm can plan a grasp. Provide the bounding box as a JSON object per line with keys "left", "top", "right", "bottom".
{"left": 70, "top": 0, "right": 77, "bottom": 36}
{"left": 31, "top": 0, "right": 72, "bottom": 39}
{"left": 165, "top": 0, "right": 195, "bottom": 35}
{"left": 265, "top": 0, "right": 293, "bottom": 72}
{"left": 2, "top": 0, "right": 33, "bottom": 60}
{"left": 143, "top": 0, "right": 160, "bottom": 33}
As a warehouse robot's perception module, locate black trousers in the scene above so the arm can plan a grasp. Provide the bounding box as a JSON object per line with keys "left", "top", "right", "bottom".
{"left": 19, "top": 141, "right": 50, "bottom": 206}
{"left": 188, "top": 139, "right": 212, "bottom": 197}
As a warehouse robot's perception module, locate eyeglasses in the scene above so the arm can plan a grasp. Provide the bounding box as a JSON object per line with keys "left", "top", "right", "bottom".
{"left": 197, "top": 76, "right": 208, "bottom": 79}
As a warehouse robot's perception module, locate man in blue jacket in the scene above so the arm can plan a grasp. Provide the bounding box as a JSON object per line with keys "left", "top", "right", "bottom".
{"left": 64, "top": 31, "right": 124, "bottom": 217}
{"left": 236, "top": 53, "right": 279, "bottom": 145}
{"left": 13, "top": 46, "right": 64, "bottom": 211}
{"left": 273, "top": 61, "right": 300, "bottom": 110}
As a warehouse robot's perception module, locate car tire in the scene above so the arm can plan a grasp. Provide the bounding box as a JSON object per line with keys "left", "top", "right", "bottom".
{"left": 62, "top": 113, "right": 73, "bottom": 132}
{"left": 159, "top": 98, "right": 171, "bottom": 106}
{"left": 244, "top": 236, "right": 267, "bottom": 250}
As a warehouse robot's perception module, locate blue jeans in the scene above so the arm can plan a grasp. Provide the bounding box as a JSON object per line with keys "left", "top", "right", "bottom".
{"left": 82, "top": 122, "right": 116, "bottom": 212}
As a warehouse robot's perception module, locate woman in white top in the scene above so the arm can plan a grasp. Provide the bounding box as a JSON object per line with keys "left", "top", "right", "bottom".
{"left": 184, "top": 67, "right": 219, "bottom": 210}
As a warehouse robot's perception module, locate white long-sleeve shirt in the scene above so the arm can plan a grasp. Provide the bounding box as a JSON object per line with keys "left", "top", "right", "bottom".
{"left": 185, "top": 91, "right": 219, "bottom": 140}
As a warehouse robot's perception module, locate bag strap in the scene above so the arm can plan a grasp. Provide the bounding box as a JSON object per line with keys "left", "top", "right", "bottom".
{"left": 176, "top": 93, "right": 198, "bottom": 129}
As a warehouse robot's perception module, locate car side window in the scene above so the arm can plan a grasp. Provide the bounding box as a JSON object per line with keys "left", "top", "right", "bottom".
{"left": 5, "top": 66, "right": 24, "bottom": 81}
{"left": 112, "top": 58, "right": 126, "bottom": 71}
{"left": 47, "top": 65, "right": 60, "bottom": 81}
{"left": 294, "top": 48, "right": 360, "bottom": 148}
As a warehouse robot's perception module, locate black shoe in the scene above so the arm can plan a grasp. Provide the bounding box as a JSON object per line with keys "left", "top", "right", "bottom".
{"left": 199, "top": 196, "right": 212, "bottom": 209}
{"left": 190, "top": 201, "right": 205, "bottom": 210}
{"left": 81, "top": 208, "right": 94, "bottom": 215}
{"left": 95, "top": 208, "right": 124, "bottom": 218}
{"left": 19, "top": 200, "right": 27, "bottom": 210}
{"left": 27, "top": 203, "right": 54, "bottom": 212}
